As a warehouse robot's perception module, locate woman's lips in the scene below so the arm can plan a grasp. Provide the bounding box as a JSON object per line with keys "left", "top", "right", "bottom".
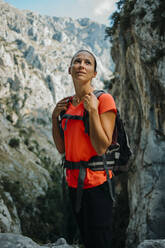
{"left": 77, "top": 71, "right": 86, "bottom": 74}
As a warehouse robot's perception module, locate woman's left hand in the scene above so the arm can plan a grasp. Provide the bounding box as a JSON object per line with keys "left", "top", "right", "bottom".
{"left": 83, "top": 92, "right": 99, "bottom": 112}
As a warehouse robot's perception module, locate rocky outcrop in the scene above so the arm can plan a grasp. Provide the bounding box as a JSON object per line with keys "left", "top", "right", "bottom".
{"left": 0, "top": 233, "right": 76, "bottom": 248}
{"left": 0, "top": 233, "right": 46, "bottom": 248}
{"left": 109, "top": 0, "right": 165, "bottom": 247}
{"left": 137, "top": 239, "right": 165, "bottom": 248}
{"left": 0, "top": 0, "right": 112, "bottom": 244}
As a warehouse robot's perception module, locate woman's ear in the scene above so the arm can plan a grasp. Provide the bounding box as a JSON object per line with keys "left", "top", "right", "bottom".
{"left": 93, "top": 71, "right": 97, "bottom": 78}
{"left": 68, "top": 67, "right": 71, "bottom": 74}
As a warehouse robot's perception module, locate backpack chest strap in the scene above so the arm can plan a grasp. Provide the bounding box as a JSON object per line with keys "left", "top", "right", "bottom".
{"left": 62, "top": 114, "right": 84, "bottom": 130}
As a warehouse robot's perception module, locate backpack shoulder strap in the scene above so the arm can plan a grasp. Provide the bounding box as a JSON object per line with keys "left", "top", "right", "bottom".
{"left": 58, "top": 96, "right": 73, "bottom": 137}
{"left": 83, "top": 90, "right": 107, "bottom": 134}
{"left": 93, "top": 89, "right": 106, "bottom": 98}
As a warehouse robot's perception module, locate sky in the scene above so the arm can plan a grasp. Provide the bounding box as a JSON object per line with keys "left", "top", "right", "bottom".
{"left": 5, "top": 0, "right": 118, "bottom": 25}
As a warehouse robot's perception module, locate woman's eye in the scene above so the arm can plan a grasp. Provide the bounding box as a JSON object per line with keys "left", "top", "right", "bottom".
{"left": 86, "top": 61, "right": 91, "bottom": 64}
{"left": 74, "top": 59, "right": 81, "bottom": 63}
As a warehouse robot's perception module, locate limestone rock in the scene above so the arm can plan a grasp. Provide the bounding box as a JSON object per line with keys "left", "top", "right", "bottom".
{"left": 137, "top": 239, "right": 165, "bottom": 248}
{"left": 0, "top": 233, "right": 46, "bottom": 248}
{"left": 0, "top": 233, "right": 77, "bottom": 248}
{"left": 45, "top": 237, "right": 75, "bottom": 247}
{"left": 109, "top": 0, "right": 165, "bottom": 247}
{"left": 0, "top": 192, "right": 21, "bottom": 233}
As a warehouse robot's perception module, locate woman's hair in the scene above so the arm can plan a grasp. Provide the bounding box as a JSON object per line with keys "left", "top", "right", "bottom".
{"left": 70, "top": 49, "right": 97, "bottom": 72}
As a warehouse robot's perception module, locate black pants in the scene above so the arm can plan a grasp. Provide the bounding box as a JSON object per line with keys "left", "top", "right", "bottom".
{"left": 69, "top": 182, "right": 113, "bottom": 248}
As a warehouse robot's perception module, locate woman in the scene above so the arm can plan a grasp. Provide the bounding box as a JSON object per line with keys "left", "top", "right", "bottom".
{"left": 52, "top": 50, "right": 117, "bottom": 248}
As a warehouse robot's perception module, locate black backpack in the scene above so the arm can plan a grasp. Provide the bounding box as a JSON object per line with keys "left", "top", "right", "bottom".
{"left": 83, "top": 90, "right": 132, "bottom": 174}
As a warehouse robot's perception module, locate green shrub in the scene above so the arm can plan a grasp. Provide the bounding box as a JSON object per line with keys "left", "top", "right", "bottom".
{"left": 36, "top": 118, "right": 47, "bottom": 126}
{"left": 105, "top": 0, "right": 136, "bottom": 41}
{"left": 24, "top": 138, "right": 29, "bottom": 146}
{"left": 151, "top": 0, "right": 165, "bottom": 36}
{"left": 138, "top": 8, "right": 146, "bottom": 19}
{"left": 8, "top": 138, "right": 20, "bottom": 148}
{"left": 27, "top": 146, "right": 34, "bottom": 152}
{"left": 21, "top": 166, "right": 79, "bottom": 244}
{"left": 145, "top": 48, "right": 165, "bottom": 64}
{"left": 6, "top": 114, "right": 13, "bottom": 123}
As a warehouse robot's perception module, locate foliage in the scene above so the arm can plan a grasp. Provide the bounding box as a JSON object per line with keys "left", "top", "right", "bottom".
{"left": 30, "top": 168, "right": 64, "bottom": 242}
{"left": 106, "top": 0, "right": 165, "bottom": 41}
{"left": 138, "top": 8, "right": 146, "bottom": 19}
{"left": 105, "top": 0, "right": 136, "bottom": 41}
{"left": 105, "top": 12, "right": 120, "bottom": 41}
{"left": 36, "top": 117, "right": 47, "bottom": 126}
{"left": 145, "top": 48, "right": 165, "bottom": 65}
{"left": 6, "top": 114, "right": 13, "bottom": 123}
{"left": 20, "top": 166, "right": 80, "bottom": 245}
{"left": 8, "top": 137, "right": 20, "bottom": 148}
{"left": 103, "top": 78, "right": 116, "bottom": 91}
{"left": 11, "top": 94, "right": 20, "bottom": 115}
{"left": 103, "top": 80, "right": 111, "bottom": 90}
{"left": 151, "top": 0, "right": 165, "bottom": 36}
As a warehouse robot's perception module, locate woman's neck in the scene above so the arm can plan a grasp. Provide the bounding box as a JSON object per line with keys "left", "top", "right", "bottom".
{"left": 74, "top": 85, "right": 94, "bottom": 100}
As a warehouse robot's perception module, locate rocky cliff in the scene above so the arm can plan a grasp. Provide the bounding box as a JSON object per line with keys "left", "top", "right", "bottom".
{"left": 0, "top": 0, "right": 112, "bottom": 245}
{"left": 108, "top": 0, "right": 165, "bottom": 247}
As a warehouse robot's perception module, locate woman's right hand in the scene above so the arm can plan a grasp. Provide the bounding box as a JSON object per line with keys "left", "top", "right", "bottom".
{"left": 52, "top": 96, "right": 70, "bottom": 119}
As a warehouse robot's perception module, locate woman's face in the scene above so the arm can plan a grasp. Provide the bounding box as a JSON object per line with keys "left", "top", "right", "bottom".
{"left": 69, "top": 51, "right": 97, "bottom": 84}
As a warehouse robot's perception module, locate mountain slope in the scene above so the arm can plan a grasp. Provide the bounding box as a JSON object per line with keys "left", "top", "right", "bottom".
{"left": 0, "top": 0, "right": 112, "bottom": 243}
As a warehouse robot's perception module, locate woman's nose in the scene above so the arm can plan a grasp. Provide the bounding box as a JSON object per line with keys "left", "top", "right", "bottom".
{"left": 79, "top": 61, "right": 85, "bottom": 68}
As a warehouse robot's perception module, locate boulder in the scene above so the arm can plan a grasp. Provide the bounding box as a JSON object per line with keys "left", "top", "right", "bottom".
{"left": 137, "top": 239, "right": 165, "bottom": 248}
